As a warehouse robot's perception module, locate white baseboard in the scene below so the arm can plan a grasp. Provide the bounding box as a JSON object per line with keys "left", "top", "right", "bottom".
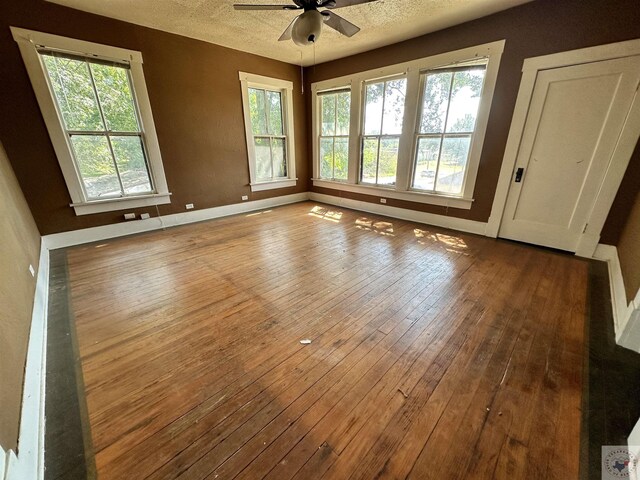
{"left": 43, "top": 192, "right": 490, "bottom": 251}
{"left": 43, "top": 192, "right": 310, "bottom": 250}
{"left": 5, "top": 241, "right": 49, "bottom": 480}
{"left": 309, "top": 192, "right": 488, "bottom": 236}
{"left": 593, "top": 244, "right": 640, "bottom": 351}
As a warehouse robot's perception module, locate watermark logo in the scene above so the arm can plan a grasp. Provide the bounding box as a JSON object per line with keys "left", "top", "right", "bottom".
{"left": 602, "top": 446, "right": 639, "bottom": 480}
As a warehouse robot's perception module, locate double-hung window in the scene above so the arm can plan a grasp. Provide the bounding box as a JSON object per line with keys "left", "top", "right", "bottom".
{"left": 319, "top": 89, "right": 350, "bottom": 181}
{"left": 249, "top": 87, "right": 287, "bottom": 181}
{"left": 412, "top": 65, "right": 486, "bottom": 195}
{"left": 41, "top": 52, "right": 152, "bottom": 200}
{"left": 12, "top": 27, "right": 170, "bottom": 215}
{"left": 239, "top": 72, "right": 297, "bottom": 192}
{"left": 361, "top": 78, "right": 407, "bottom": 186}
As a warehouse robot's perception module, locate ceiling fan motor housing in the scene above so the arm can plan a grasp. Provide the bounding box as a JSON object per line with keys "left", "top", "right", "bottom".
{"left": 292, "top": 10, "right": 324, "bottom": 46}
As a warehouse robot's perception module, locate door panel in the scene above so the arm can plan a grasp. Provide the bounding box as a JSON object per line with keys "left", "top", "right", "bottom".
{"left": 499, "top": 56, "right": 640, "bottom": 251}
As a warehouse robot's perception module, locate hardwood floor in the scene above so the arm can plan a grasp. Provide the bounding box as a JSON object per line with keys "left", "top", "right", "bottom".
{"left": 65, "top": 201, "right": 588, "bottom": 479}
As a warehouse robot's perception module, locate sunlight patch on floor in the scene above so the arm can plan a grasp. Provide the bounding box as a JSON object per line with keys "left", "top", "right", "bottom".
{"left": 246, "top": 210, "right": 272, "bottom": 217}
{"left": 414, "top": 228, "right": 468, "bottom": 254}
{"left": 308, "top": 206, "right": 343, "bottom": 223}
{"left": 355, "top": 217, "right": 395, "bottom": 236}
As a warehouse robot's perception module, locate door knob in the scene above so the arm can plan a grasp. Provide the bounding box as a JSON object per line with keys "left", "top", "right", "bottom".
{"left": 515, "top": 167, "right": 524, "bottom": 183}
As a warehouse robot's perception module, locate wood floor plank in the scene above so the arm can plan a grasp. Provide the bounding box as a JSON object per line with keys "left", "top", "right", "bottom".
{"left": 339, "top": 249, "right": 547, "bottom": 480}
{"left": 63, "top": 202, "right": 588, "bottom": 480}
{"left": 148, "top": 247, "right": 458, "bottom": 479}
{"left": 94, "top": 223, "right": 456, "bottom": 474}
{"left": 273, "top": 244, "right": 516, "bottom": 478}
{"left": 310, "top": 244, "right": 528, "bottom": 479}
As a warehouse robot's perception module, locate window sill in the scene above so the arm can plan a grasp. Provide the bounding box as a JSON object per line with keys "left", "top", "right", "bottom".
{"left": 250, "top": 178, "right": 298, "bottom": 192}
{"left": 311, "top": 179, "right": 474, "bottom": 210}
{"left": 71, "top": 192, "right": 172, "bottom": 216}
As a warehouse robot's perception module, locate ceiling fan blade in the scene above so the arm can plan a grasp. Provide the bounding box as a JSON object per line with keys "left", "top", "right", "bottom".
{"left": 234, "top": 4, "right": 301, "bottom": 10}
{"left": 322, "top": 11, "right": 360, "bottom": 37}
{"left": 321, "top": 0, "right": 378, "bottom": 8}
{"left": 278, "top": 16, "right": 298, "bottom": 41}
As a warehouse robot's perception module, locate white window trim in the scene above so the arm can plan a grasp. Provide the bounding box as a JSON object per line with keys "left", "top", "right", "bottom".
{"left": 311, "top": 40, "right": 505, "bottom": 210}
{"left": 239, "top": 72, "right": 297, "bottom": 192}
{"left": 11, "top": 27, "right": 171, "bottom": 216}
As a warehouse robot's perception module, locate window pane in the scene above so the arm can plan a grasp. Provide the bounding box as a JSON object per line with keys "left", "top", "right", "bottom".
{"left": 334, "top": 137, "right": 348, "bottom": 181}
{"left": 42, "top": 54, "right": 103, "bottom": 131}
{"left": 336, "top": 92, "right": 351, "bottom": 136}
{"left": 254, "top": 137, "right": 271, "bottom": 181}
{"left": 111, "top": 136, "right": 152, "bottom": 195}
{"left": 91, "top": 63, "right": 139, "bottom": 132}
{"left": 320, "top": 137, "right": 334, "bottom": 179}
{"left": 70, "top": 135, "right": 120, "bottom": 199}
{"left": 361, "top": 137, "right": 378, "bottom": 184}
{"left": 364, "top": 83, "right": 384, "bottom": 135}
{"left": 272, "top": 138, "right": 287, "bottom": 178}
{"left": 412, "top": 137, "right": 440, "bottom": 191}
{"left": 378, "top": 137, "right": 399, "bottom": 185}
{"left": 420, "top": 72, "right": 453, "bottom": 134}
{"left": 321, "top": 94, "right": 336, "bottom": 136}
{"left": 436, "top": 135, "right": 471, "bottom": 194}
{"left": 446, "top": 69, "right": 486, "bottom": 133}
{"left": 381, "top": 79, "right": 406, "bottom": 135}
{"left": 249, "top": 88, "right": 267, "bottom": 135}
{"left": 266, "top": 90, "right": 283, "bottom": 136}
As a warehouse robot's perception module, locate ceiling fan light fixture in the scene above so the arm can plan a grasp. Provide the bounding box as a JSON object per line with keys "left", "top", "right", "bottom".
{"left": 291, "top": 10, "right": 324, "bottom": 46}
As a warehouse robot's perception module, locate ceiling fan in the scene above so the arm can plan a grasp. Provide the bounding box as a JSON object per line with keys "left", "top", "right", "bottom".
{"left": 233, "top": 0, "right": 379, "bottom": 46}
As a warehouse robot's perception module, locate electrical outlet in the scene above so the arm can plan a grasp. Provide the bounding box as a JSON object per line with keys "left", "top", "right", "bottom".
{"left": 140, "top": 213, "right": 151, "bottom": 220}
{"left": 124, "top": 212, "right": 136, "bottom": 220}
{"left": 28, "top": 264, "right": 35, "bottom": 277}
{"left": 241, "top": 195, "right": 249, "bottom": 201}
{"left": 380, "top": 198, "right": 387, "bottom": 204}
{"left": 185, "top": 203, "right": 194, "bottom": 210}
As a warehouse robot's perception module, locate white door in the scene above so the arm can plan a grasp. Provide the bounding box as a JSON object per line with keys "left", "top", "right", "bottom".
{"left": 499, "top": 55, "right": 640, "bottom": 252}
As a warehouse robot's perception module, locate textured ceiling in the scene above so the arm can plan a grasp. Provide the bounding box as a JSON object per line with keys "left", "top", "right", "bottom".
{"left": 45, "top": 0, "right": 532, "bottom": 65}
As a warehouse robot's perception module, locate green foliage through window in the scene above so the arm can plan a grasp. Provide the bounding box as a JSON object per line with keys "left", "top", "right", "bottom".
{"left": 248, "top": 87, "right": 287, "bottom": 182}
{"left": 41, "top": 51, "right": 152, "bottom": 199}
{"left": 360, "top": 78, "right": 406, "bottom": 185}
{"left": 412, "top": 66, "right": 486, "bottom": 194}
{"left": 319, "top": 90, "right": 350, "bottom": 181}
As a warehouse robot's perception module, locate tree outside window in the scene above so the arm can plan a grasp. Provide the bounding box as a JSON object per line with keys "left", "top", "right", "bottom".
{"left": 412, "top": 66, "right": 486, "bottom": 195}
{"left": 360, "top": 78, "right": 407, "bottom": 186}
{"left": 319, "top": 90, "right": 350, "bottom": 181}
{"left": 41, "top": 52, "right": 153, "bottom": 199}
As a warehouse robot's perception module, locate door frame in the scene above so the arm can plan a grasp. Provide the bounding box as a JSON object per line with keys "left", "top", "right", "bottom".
{"left": 486, "top": 38, "right": 640, "bottom": 257}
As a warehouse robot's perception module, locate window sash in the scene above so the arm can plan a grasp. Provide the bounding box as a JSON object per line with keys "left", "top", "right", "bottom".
{"left": 253, "top": 134, "right": 287, "bottom": 182}
{"left": 249, "top": 87, "right": 285, "bottom": 137}
{"left": 319, "top": 134, "right": 349, "bottom": 181}
{"left": 362, "top": 77, "right": 407, "bottom": 137}
{"left": 40, "top": 51, "right": 154, "bottom": 200}
{"left": 412, "top": 133, "right": 472, "bottom": 194}
{"left": 360, "top": 134, "right": 401, "bottom": 186}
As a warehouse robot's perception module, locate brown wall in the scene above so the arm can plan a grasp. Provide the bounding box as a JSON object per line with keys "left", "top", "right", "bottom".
{"left": 0, "top": 0, "right": 308, "bottom": 235}
{"left": 1, "top": 0, "right": 638, "bottom": 242}
{"left": 618, "top": 191, "right": 640, "bottom": 303}
{"left": 305, "top": 0, "right": 640, "bottom": 241}
{"left": 0, "top": 141, "right": 41, "bottom": 451}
